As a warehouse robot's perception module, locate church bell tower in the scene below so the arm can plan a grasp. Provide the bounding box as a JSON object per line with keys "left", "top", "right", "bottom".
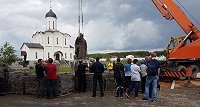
{"left": 45, "top": 0, "right": 57, "bottom": 31}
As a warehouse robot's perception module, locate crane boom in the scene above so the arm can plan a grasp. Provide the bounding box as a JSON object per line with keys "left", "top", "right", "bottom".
{"left": 152, "top": 0, "right": 200, "bottom": 56}
{"left": 152, "top": 0, "right": 200, "bottom": 80}
{"left": 152, "top": 0, "right": 200, "bottom": 41}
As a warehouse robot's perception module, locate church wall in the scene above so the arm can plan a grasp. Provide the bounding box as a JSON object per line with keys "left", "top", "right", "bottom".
{"left": 44, "top": 47, "right": 53, "bottom": 60}
{"left": 32, "top": 32, "right": 44, "bottom": 45}
{"left": 45, "top": 34, "right": 52, "bottom": 46}
{"left": 43, "top": 32, "right": 66, "bottom": 47}
{"left": 63, "top": 34, "right": 70, "bottom": 48}
{"left": 43, "top": 46, "right": 74, "bottom": 61}
{"left": 42, "top": 32, "right": 74, "bottom": 60}
{"left": 52, "top": 32, "right": 64, "bottom": 47}
{"left": 46, "top": 17, "right": 57, "bottom": 30}
{"left": 59, "top": 47, "right": 74, "bottom": 61}
{"left": 66, "top": 48, "right": 74, "bottom": 61}
{"left": 53, "top": 36, "right": 60, "bottom": 47}
{"left": 21, "top": 44, "right": 29, "bottom": 52}
{"left": 37, "top": 34, "right": 43, "bottom": 44}
{"left": 27, "top": 48, "right": 43, "bottom": 61}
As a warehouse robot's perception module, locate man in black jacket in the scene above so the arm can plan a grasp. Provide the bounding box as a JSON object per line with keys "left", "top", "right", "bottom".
{"left": 35, "top": 59, "right": 45, "bottom": 99}
{"left": 113, "top": 58, "right": 125, "bottom": 98}
{"left": 91, "top": 57, "right": 104, "bottom": 97}
{"left": 77, "top": 60, "right": 86, "bottom": 92}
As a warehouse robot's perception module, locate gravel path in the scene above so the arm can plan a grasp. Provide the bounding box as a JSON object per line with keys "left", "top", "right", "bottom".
{"left": 0, "top": 87, "right": 200, "bottom": 107}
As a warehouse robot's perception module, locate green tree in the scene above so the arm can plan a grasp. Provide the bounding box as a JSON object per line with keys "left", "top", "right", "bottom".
{"left": 0, "top": 41, "right": 18, "bottom": 65}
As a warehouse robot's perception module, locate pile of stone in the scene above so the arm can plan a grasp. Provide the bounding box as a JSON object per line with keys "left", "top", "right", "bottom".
{"left": 5, "top": 71, "right": 76, "bottom": 95}
{"left": 74, "top": 73, "right": 115, "bottom": 91}
{"left": 24, "top": 73, "right": 76, "bottom": 95}
{"left": 8, "top": 72, "right": 27, "bottom": 94}
{"left": 24, "top": 74, "right": 38, "bottom": 95}
{"left": 85, "top": 73, "right": 94, "bottom": 90}
{"left": 5, "top": 70, "right": 117, "bottom": 95}
{"left": 103, "top": 73, "right": 116, "bottom": 91}
{"left": 74, "top": 73, "right": 97, "bottom": 91}
{"left": 0, "top": 63, "right": 10, "bottom": 95}
{"left": 57, "top": 73, "right": 75, "bottom": 95}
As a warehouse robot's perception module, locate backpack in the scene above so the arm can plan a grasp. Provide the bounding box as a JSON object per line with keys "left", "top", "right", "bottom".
{"left": 115, "top": 63, "right": 125, "bottom": 79}
{"left": 119, "top": 69, "right": 125, "bottom": 79}
{"left": 147, "top": 60, "right": 157, "bottom": 76}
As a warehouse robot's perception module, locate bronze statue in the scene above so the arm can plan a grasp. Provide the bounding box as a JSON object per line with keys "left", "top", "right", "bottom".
{"left": 75, "top": 33, "right": 87, "bottom": 59}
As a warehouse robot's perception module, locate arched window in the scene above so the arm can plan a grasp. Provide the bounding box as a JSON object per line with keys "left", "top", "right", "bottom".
{"left": 35, "top": 52, "right": 38, "bottom": 59}
{"left": 49, "top": 21, "right": 50, "bottom": 29}
{"left": 65, "top": 38, "right": 66, "bottom": 45}
{"left": 57, "top": 37, "right": 58, "bottom": 44}
{"left": 53, "top": 21, "right": 54, "bottom": 29}
{"left": 48, "top": 52, "right": 50, "bottom": 59}
{"left": 65, "top": 53, "right": 67, "bottom": 59}
{"left": 70, "top": 53, "right": 72, "bottom": 59}
{"left": 46, "top": 21, "right": 47, "bottom": 29}
{"left": 48, "top": 37, "right": 49, "bottom": 44}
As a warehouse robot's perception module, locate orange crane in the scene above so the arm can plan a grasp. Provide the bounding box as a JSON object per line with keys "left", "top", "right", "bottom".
{"left": 152, "top": 0, "right": 200, "bottom": 79}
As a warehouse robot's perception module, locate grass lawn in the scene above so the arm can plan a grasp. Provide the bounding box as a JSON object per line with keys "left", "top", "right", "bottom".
{"left": 58, "top": 66, "right": 73, "bottom": 73}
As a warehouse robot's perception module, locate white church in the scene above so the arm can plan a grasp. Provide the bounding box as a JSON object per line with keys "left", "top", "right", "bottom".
{"left": 20, "top": 8, "right": 74, "bottom": 66}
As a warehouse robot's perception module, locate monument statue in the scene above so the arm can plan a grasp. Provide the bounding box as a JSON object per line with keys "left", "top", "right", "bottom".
{"left": 75, "top": 33, "right": 87, "bottom": 59}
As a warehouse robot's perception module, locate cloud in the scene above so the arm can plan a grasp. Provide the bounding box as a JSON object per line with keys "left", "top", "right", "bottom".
{"left": 85, "top": 19, "right": 123, "bottom": 51}
{"left": 84, "top": 17, "right": 162, "bottom": 54}
{"left": 0, "top": 0, "right": 200, "bottom": 56}
{"left": 122, "top": 18, "right": 162, "bottom": 50}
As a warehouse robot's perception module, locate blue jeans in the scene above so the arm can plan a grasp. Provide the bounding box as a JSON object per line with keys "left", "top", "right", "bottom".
{"left": 144, "top": 76, "right": 159, "bottom": 101}
{"left": 47, "top": 79, "right": 57, "bottom": 98}
{"left": 116, "top": 78, "right": 124, "bottom": 97}
{"left": 127, "top": 81, "right": 140, "bottom": 97}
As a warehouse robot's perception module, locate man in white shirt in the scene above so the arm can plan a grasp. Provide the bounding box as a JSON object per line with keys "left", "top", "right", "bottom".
{"left": 125, "top": 59, "right": 141, "bottom": 98}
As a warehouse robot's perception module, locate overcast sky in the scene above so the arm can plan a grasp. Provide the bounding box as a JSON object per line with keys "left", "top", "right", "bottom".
{"left": 0, "top": 0, "right": 200, "bottom": 56}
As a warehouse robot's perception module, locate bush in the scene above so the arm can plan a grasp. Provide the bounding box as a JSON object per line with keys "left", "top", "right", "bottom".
{"left": 29, "top": 66, "right": 34, "bottom": 69}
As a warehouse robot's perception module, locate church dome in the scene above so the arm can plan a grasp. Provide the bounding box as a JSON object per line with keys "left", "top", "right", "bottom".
{"left": 45, "top": 9, "right": 57, "bottom": 19}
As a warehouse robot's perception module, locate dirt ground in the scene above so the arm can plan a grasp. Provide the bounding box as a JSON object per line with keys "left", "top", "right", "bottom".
{"left": 1, "top": 80, "right": 200, "bottom": 107}
{"left": 0, "top": 88, "right": 200, "bottom": 107}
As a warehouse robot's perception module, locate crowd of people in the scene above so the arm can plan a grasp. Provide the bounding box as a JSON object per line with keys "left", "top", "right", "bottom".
{"left": 35, "top": 52, "right": 160, "bottom": 103}
{"left": 113, "top": 52, "right": 160, "bottom": 102}
{"left": 75, "top": 52, "right": 160, "bottom": 102}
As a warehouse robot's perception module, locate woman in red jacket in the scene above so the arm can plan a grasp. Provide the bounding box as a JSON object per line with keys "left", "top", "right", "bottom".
{"left": 45, "top": 58, "right": 57, "bottom": 99}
